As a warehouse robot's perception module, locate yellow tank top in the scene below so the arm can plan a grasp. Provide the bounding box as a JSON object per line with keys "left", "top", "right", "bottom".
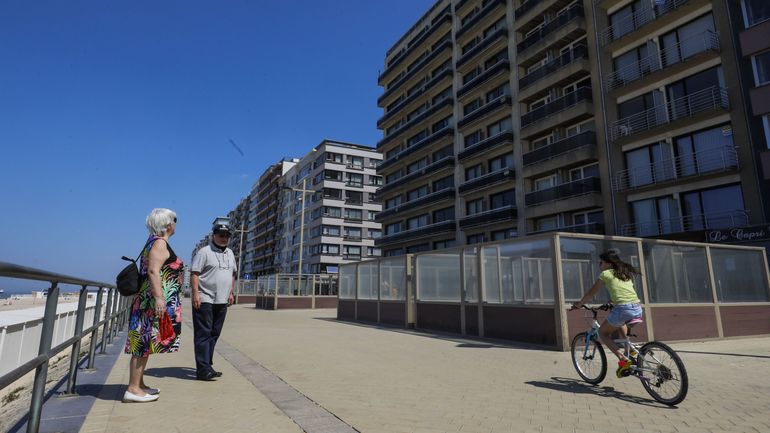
{"left": 599, "top": 269, "right": 640, "bottom": 304}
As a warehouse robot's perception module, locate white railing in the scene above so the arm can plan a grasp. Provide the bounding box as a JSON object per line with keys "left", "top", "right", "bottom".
{"left": 611, "top": 86, "right": 729, "bottom": 141}
{"left": 605, "top": 30, "right": 719, "bottom": 91}
{"left": 599, "top": 0, "right": 691, "bottom": 46}
{"left": 613, "top": 145, "right": 738, "bottom": 191}
{"left": 621, "top": 209, "right": 749, "bottom": 237}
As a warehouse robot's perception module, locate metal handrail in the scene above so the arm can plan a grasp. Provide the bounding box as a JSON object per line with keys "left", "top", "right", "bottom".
{"left": 621, "top": 209, "right": 750, "bottom": 237}
{"left": 605, "top": 31, "right": 719, "bottom": 91}
{"left": 613, "top": 145, "right": 739, "bottom": 191}
{"left": 611, "top": 86, "right": 729, "bottom": 140}
{"left": 0, "top": 261, "right": 128, "bottom": 433}
{"left": 599, "top": 0, "right": 690, "bottom": 46}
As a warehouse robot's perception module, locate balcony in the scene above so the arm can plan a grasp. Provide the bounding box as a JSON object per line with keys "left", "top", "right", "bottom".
{"left": 379, "top": 13, "right": 452, "bottom": 82}
{"left": 613, "top": 145, "right": 739, "bottom": 192}
{"left": 457, "top": 0, "right": 506, "bottom": 39}
{"left": 605, "top": 30, "right": 720, "bottom": 92}
{"left": 379, "top": 39, "right": 453, "bottom": 101}
{"left": 519, "top": 44, "right": 588, "bottom": 90}
{"left": 521, "top": 87, "right": 592, "bottom": 128}
{"left": 599, "top": 0, "right": 692, "bottom": 47}
{"left": 457, "top": 27, "right": 508, "bottom": 69}
{"left": 525, "top": 177, "right": 601, "bottom": 207}
{"left": 515, "top": 0, "right": 542, "bottom": 19}
{"left": 378, "top": 97, "right": 454, "bottom": 148}
{"left": 378, "top": 67, "right": 453, "bottom": 126}
{"left": 610, "top": 86, "right": 729, "bottom": 141}
{"left": 458, "top": 59, "right": 510, "bottom": 98}
{"left": 530, "top": 221, "right": 605, "bottom": 235}
{"left": 377, "top": 188, "right": 456, "bottom": 219}
{"left": 459, "top": 168, "right": 515, "bottom": 194}
{"left": 517, "top": 3, "right": 583, "bottom": 55}
{"left": 377, "top": 220, "right": 456, "bottom": 246}
{"left": 458, "top": 93, "right": 512, "bottom": 128}
{"left": 378, "top": 156, "right": 455, "bottom": 195}
{"left": 342, "top": 254, "right": 363, "bottom": 261}
{"left": 378, "top": 126, "right": 454, "bottom": 170}
{"left": 621, "top": 209, "right": 749, "bottom": 237}
{"left": 460, "top": 205, "right": 517, "bottom": 229}
{"left": 459, "top": 131, "right": 513, "bottom": 162}
{"left": 523, "top": 130, "right": 595, "bottom": 166}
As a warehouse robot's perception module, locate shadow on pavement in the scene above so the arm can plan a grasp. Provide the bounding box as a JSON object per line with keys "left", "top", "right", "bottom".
{"left": 75, "top": 383, "right": 125, "bottom": 401}
{"left": 144, "top": 366, "right": 197, "bottom": 380}
{"left": 676, "top": 350, "right": 770, "bottom": 359}
{"left": 525, "top": 377, "right": 674, "bottom": 408}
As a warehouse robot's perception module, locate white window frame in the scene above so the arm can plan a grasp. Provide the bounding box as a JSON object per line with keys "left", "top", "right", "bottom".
{"left": 569, "top": 163, "right": 599, "bottom": 181}
{"left": 535, "top": 174, "right": 557, "bottom": 191}
{"left": 531, "top": 133, "right": 554, "bottom": 150}
{"left": 560, "top": 36, "right": 587, "bottom": 55}
{"left": 566, "top": 119, "right": 594, "bottom": 137}
{"left": 751, "top": 50, "right": 770, "bottom": 86}
{"left": 529, "top": 95, "right": 551, "bottom": 111}
{"left": 572, "top": 209, "right": 603, "bottom": 226}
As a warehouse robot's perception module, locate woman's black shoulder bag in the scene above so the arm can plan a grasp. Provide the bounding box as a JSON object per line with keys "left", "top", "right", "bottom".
{"left": 116, "top": 240, "right": 153, "bottom": 296}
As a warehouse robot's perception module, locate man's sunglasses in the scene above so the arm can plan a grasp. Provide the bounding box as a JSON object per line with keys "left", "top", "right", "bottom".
{"left": 215, "top": 231, "right": 231, "bottom": 238}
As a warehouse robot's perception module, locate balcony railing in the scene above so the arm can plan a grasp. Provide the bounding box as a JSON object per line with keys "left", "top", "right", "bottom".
{"left": 380, "top": 13, "right": 452, "bottom": 80}
{"left": 459, "top": 168, "right": 515, "bottom": 194}
{"left": 599, "top": 0, "right": 690, "bottom": 47}
{"left": 460, "top": 205, "right": 517, "bottom": 228}
{"left": 525, "top": 176, "right": 601, "bottom": 206}
{"left": 458, "top": 131, "right": 514, "bottom": 161}
{"left": 378, "top": 97, "right": 454, "bottom": 148}
{"left": 515, "top": 0, "right": 542, "bottom": 19}
{"left": 523, "top": 130, "right": 595, "bottom": 166}
{"left": 519, "top": 44, "right": 588, "bottom": 90}
{"left": 517, "top": 3, "right": 583, "bottom": 54}
{"left": 605, "top": 30, "right": 719, "bottom": 92}
{"left": 458, "top": 92, "right": 511, "bottom": 128}
{"left": 458, "top": 59, "right": 510, "bottom": 97}
{"left": 457, "top": 27, "right": 508, "bottom": 68}
{"left": 613, "top": 145, "right": 739, "bottom": 191}
{"left": 378, "top": 67, "right": 453, "bottom": 126}
{"left": 381, "top": 38, "right": 453, "bottom": 99}
{"left": 530, "top": 221, "right": 604, "bottom": 235}
{"left": 621, "top": 209, "right": 749, "bottom": 237}
{"left": 379, "top": 126, "right": 453, "bottom": 169}
{"left": 379, "top": 156, "right": 455, "bottom": 194}
{"left": 378, "top": 188, "right": 455, "bottom": 219}
{"left": 457, "top": 0, "right": 506, "bottom": 38}
{"left": 377, "top": 220, "right": 456, "bottom": 245}
{"left": 610, "top": 86, "right": 729, "bottom": 141}
{"left": 521, "top": 86, "right": 592, "bottom": 128}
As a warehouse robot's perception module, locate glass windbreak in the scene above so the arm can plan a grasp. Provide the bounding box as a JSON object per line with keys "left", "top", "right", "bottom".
{"left": 380, "top": 257, "right": 406, "bottom": 301}
{"left": 560, "top": 237, "right": 642, "bottom": 304}
{"left": 484, "top": 239, "right": 555, "bottom": 304}
{"left": 464, "top": 247, "right": 479, "bottom": 302}
{"left": 711, "top": 248, "right": 770, "bottom": 302}
{"left": 417, "top": 253, "right": 461, "bottom": 301}
{"left": 358, "top": 261, "right": 378, "bottom": 300}
{"left": 339, "top": 264, "right": 356, "bottom": 299}
{"left": 644, "top": 243, "right": 711, "bottom": 303}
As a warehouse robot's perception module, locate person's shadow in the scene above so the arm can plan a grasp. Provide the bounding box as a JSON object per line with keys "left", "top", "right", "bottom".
{"left": 144, "top": 367, "right": 197, "bottom": 380}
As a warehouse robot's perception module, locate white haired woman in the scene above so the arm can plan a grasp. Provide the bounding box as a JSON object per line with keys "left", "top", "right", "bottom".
{"left": 122, "top": 208, "right": 183, "bottom": 403}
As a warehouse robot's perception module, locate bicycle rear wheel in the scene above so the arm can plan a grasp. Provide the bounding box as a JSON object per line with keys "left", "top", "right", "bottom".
{"left": 637, "top": 341, "right": 688, "bottom": 406}
{"left": 571, "top": 332, "right": 607, "bottom": 384}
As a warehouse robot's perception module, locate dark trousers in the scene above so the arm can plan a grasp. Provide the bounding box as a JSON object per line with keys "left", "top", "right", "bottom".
{"left": 192, "top": 303, "right": 228, "bottom": 376}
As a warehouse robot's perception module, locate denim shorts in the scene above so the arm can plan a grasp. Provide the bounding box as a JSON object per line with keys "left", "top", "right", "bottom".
{"left": 607, "top": 303, "right": 643, "bottom": 327}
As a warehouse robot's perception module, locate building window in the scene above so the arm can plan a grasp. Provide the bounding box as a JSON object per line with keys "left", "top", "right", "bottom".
{"left": 491, "top": 229, "right": 516, "bottom": 241}
{"left": 612, "top": 43, "right": 652, "bottom": 84}
{"left": 367, "top": 211, "right": 378, "bottom": 221}
{"left": 487, "top": 116, "right": 512, "bottom": 136}
{"left": 368, "top": 229, "right": 382, "bottom": 239}
{"left": 407, "top": 185, "right": 429, "bottom": 201}
{"left": 348, "top": 156, "right": 364, "bottom": 169}
{"left": 344, "top": 227, "right": 362, "bottom": 239}
{"left": 624, "top": 141, "right": 675, "bottom": 188}
{"left": 324, "top": 170, "right": 343, "bottom": 181}
{"left": 675, "top": 124, "right": 737, "bottom": 176}
{"left": 369, "top": 175, "right": 383, "bottom": 186}
{"left": 466, "top": 233, "right": 486, "bottom": 244}
{"left": 489, "top": 153, "right": 513, "bottom": 171}
{"left": 631, "top": 195, "right": 680, "bottom": 236}
{"left": 322, "top": 225, "right": 341, "bottom": 236}
{"left": 323, "top": 188, "right": 342, "bottom": 199}
{"left": 407, "top": 214, "right": 429, "bottom": 230}
{"left": 485, "top": 49, "right": 508, "bottom": 69}
{"left": 433, "top": 145, "right": 453, "bottom": 160}
{"left": 433, "top": 115, "right": 451, "bottom": 132}
{"left": 681, "top": 184, "right": 746, "bottom": 230}
{"left": 763, "top": 115, "right": 770, "bottom": 149}
{"left": 385, "top": 196, "right": 402, "bottom": 209}
{"left": 466, "top": 198, "right": 484, "bottom": 215}
{"left": 752, "top": 50, "right": 770, "bottom": 86}
{"left": 326, "top": 152, "right": 343, "bottom": 163}
{"left": 569, "top": 163, "right": 599, "bottom": 181}
{"left": 466, "top": 164, "right": 483, "bottom": 181}
{"left": 465, "top": 130, "right": 482, "bottom": 148}
{"left": 324, "top": 206, "right": 342, "bottom": 218}
{"left": 489, "top": 189, "right": 515, "bottom": 209}
{"left": 408, "top": 130, "right": 429, "bottom": 146}
{"left": 534, "top": 175, "right": 556, "bottom": 191}
{"left": 432, "top": 175, "right": 454, "bottom": 191}
{"left": 385, "top": 222, "right": 402, "bottom": 235}
{"left": 344, "top": 209, "right": 363, "bottom": 221}
{"left": 406, "top": 244, "right": 430, "bottom": 254}
{"left": 609, "top": 0, "right": 646, "bottom": 41}
{"left": 343, "top": 246, "right": 361, "bottom": 258}
{"left": 367, "top": 247, "right": 382, "bottom": 257}
{"left": 741, "top": 0, "right": 770, "bottom": 27}
{"left": 486, "top": 83, "right": 509, "bottom": 101}
{"left": 433, "top": 239, "right": 456, "bottom": 249}
{"left": 321, "top": 244, "right": 340, "bottom": 255}
{"left": 346, "top": 173, "right": 364, "bottom": 187}
{"left": 433, "top": 206, "right": 455, "bottom": 223}
{"left": 573, "top": 210, "right": 603, "bottom": 228}
{"left": 661, "top": 16, "right": 716, "bottom": 68}
{"left": 407, "top": 158, "right": 428, "bottom": 174}
{"left": 536, "top": 216, "right": 559, "bottom": 232}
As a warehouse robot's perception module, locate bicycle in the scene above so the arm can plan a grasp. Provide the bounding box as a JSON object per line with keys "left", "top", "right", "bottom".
{"left": 570, "top": 303, "right": 689, "bottom": 406}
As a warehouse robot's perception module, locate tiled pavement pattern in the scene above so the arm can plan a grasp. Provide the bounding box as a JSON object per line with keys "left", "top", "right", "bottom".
{"left": 80, "top": 305, "right": 770, "bottom": 433}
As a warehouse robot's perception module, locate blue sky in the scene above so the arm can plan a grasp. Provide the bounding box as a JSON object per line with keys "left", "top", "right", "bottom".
{"left": 0, "top": 0, "right": 436, "bottom": 292}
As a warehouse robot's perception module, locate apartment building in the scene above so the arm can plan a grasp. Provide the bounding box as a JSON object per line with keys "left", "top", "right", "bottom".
{"left": 244, "top": 159, "right": 298, "bottom": 278}
{"left": 275, "top": 140, "right": 383, "bottom": 274}
{"left": 376, "top": 0, "right": 769, "bottom": 255}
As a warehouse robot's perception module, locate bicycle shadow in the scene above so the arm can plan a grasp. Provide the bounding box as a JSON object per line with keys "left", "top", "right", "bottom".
{"left": 525, "top": 377, "right": 675, "bottom": 408}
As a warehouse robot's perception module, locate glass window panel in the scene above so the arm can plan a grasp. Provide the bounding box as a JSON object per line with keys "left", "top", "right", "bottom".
{"left": 711, "top": 248, "right": 770, "bottom": 301}
{"left": 417, "top": 253, "right": 461, "bottom": 301}
{"left": 339, "top": 264, "right": 356, "bottom": 299}
{"left": 495, "top": 240, "right": 555, "bottom": 304}
{"left": 644, "top": 244, "right": 711, "bottom": 303}
{"left": 464, "top": 248, "right": 479, "bottom": 302}
{"left": 483, "top": 246, "right": 501, "bottom": 303}
{"left": 626, "top": 147, "right": 653, "bottom": 187}
{"left": 380, "top": 257, "right": 406, "bottom": 300}
{"left": 632, "top": 199, "right": 659, "bottom": 236}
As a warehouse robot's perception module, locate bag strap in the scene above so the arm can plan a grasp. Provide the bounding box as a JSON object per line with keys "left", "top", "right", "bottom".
{"left": 121, "top": 239, "right": 158, "bottom": 264}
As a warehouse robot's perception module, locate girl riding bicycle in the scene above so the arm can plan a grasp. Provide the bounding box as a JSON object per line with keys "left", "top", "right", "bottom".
{"left": 571, "top": 250, "right": 642, "bottom": 378}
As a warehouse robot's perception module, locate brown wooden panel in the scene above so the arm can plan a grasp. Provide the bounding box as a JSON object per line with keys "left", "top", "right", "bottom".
{"left": 483, "top": 306, "right": 557, "bottom": 346}
{"left": 650, "top": 306, "right": 718, "bottom": 341}
{"left": 357, "top": 300, "right": 378, "bottom": 322}
{"left": 255, "top": 296, "right": 275, "bottom": 310}
{"left": 416, "top": 303, "right": 461, "bottom": 334}
{"left": 236, "top": 296, "right": 255, "bottom": 305}
{"left": 464, "top": 305, "right": 479, "bottom": 336}
{"left": 337, "top": 299, "right": 355, "bottom": 320}
{"left": 721, "top": 305, "right": 770, "bottom": 337}
{"left": 277, "top": 297, "right": 313, "bottom": 309}
{"left": 379, "top": 301, "right": 406, "bottom": 326}
{"left": 314, "top": 296, "right": 338, "bottom": 309}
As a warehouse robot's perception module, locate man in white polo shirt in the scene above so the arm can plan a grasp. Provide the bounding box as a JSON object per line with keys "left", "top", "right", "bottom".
{"left": 190, "top": 220, "right": 237, "bottom": 381}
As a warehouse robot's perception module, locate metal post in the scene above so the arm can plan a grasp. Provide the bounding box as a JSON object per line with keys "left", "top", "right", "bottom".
{"left": 236, "top": 220, "right": 245, "bottom": 304}
{"left": 27, "top": 282, "right": 60, "bottom": 433}
{"left": 87, "top": 288, "right": 104, "bottom": 369}
{"left": 63, "top": 285, "right": 89, "bottom": 395}
{"left": 298, "top": 177, "right": 306, "bottom": 282}
{"left": 111, "top": 292, "right": 120, "bottom": 340}
{"left": 100, "top": 289, "right": 113, "bottom": 353}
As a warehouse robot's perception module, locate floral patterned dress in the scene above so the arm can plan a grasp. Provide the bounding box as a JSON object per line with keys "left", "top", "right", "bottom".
{"left": 124, "top": 236, "right": 183, "bottom": 357}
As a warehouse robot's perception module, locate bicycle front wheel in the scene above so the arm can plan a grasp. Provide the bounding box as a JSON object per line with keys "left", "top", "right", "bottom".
{"left": 637, "top": 341, "right": 689, "bottom": 406}
{"left": 571, "top": 332, "right": 607, "bottom": 384}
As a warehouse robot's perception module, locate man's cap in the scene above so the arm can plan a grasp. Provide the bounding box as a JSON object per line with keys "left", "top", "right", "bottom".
{"left": 212, "top": 223, "right": 232, "bottom": 234}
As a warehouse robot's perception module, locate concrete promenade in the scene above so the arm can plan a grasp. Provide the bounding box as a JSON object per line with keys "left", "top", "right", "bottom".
{"left": 54, "top": 305, "right": 770, "bottom": 432}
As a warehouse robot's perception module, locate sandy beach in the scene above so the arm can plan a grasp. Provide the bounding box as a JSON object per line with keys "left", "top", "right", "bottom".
{"left": 0, "top": 294, "right": 83, "bottom": 313}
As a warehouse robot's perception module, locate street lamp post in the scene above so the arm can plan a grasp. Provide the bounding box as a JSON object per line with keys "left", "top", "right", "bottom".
{"left": 284, "top": 177, "right": 313, "bottom": 295}
{"left": 232, "top": 221, "right": 247, "bottom": 303}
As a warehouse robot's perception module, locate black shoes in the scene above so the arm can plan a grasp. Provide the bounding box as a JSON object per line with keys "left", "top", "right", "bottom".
{"left": 214, "top": 370, "right": 222, "bottom": 377}
{"left": 196, "top": 370, "right": 217, "bottom": 381}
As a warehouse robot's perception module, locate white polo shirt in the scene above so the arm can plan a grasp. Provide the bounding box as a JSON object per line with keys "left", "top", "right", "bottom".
{"left": 191, "top": 243, "right": 237, "bottom": 304}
